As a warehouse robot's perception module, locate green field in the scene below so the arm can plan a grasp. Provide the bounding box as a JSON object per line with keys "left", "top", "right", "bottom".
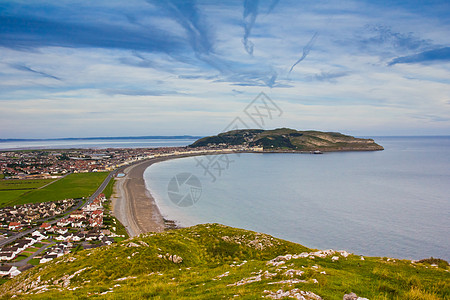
{"left": 0, "top": 179, "right": 55, "bottom": 191}
{"left": 0, "top": 179, "right": 56, "bottom": 207}
{"left": 102, "top": 177, "right": 115, "bottom": 199}
{"left": 4, "top": 172, "right": 109, "bottom": 206}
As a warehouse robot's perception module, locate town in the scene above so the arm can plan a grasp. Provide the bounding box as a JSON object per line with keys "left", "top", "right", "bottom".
{"left": 0, "top": 194, "right": 123, "bottom": 278}
{"left": 0, "top": 145, "right": 262, "bottom": 179}
{"left": 0, "top": 145, "right": 263, "bottom": 279}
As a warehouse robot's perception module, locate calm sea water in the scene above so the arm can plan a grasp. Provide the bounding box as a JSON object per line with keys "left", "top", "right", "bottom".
{"left": 145, "top": 137, "right": 450, "bottom": 261}
{"left": 0, "top": 138, "right": 197, "bottom": 150}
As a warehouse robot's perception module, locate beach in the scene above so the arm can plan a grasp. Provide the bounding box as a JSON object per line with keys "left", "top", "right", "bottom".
{"left": 111, "top": 153, "right": 226, "bottom": 237}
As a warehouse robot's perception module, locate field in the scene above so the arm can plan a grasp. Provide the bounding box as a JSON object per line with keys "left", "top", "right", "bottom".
{"left": 1, "top": 172, "right": 109, "bottom": 206}
{"left": 0, "top": 179, "right": 56, "bottom": 207}
{"left": 0, "top": 224, "right": 448, "bottom": 299}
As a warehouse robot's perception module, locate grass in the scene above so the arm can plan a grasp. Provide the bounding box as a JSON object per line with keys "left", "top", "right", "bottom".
{"left": 11, "top": 172, "right": 109, "bottom": 206}
{"left": 0, "top": 223, "right": 448, "bottom": 299}
{"left": 28, "top": 258, "right": 41, "bottom": 266}
{"left": 0, "top": 179, "right": 56, "bottom": 207}
{"left": 11, "top": 254, "right": 30, "bottom": 262}
{"left": 103, "top": 178, "right": 115, "bottom": 199}
{"left": 0, "top": 179, "right": 55, "bottom": 191}
{"left": 0, "top": 190, "right": 26, "bottom": 206}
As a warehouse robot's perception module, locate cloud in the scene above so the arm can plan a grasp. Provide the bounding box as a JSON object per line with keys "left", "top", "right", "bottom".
{"left": 102, "top": 89, "right": 181, "bottom": 96}
{"left": 267, "top": 0, "right": 280, "bottom": 14}
{"left": 289, "top": 32, "right": 318, "bottom": 73}
{"left": 242, "top": 0, "right": 259, "bottom": 55}
{"left": 0, "top": 15, "right": 182, "bottom": 53}
{"left": 154, "top": 0, "right": 212, "bottom": 56}
{"left": 388, "top": 47, "right": 450, "bottom": 66}
{"left": 361, "top": 25, "right": 432, "bottom": 52}
{"left": 308, "top": 71, "right": 349, "bottom": 82}
{"left": 10, "top": 64, "right": 61, "bottom": 80}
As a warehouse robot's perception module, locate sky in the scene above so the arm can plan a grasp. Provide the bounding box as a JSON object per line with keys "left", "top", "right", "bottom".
{"left": 1, "top": 0, "right": 449, "bottom": 138}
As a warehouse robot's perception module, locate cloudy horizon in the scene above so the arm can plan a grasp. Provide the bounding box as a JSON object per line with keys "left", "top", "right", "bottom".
{"left": 1, "top": 0, "right": 449, "bottom": 139}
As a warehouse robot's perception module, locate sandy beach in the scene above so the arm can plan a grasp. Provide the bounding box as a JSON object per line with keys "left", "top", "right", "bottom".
{"left": 111, "top": 153, "right": 222, "bottom": 237}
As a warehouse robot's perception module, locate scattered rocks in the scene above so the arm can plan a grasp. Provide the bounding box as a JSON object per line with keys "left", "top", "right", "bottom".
{"left": 157, "top": 253, "right": 183, "bottom": 263}
{"left": 228, "top": 271, "right": 277, "bottom": 286}
{"left": 267, "top": 279, "right": 308, "bottom": 285}
{"left": 283, "top": 269, "right": 304, "bottom": 277}
{"left": 221, "top": 233, "right": 276, "bottom": 250}
{"left": 138, "top": 241, "right": 149, "bottom": 247}
{"left": 264, "top": 289, "right": 323, "bottom": 299}
{"left": 343, "top": 292, "right": 369, "bottom": 300}
{"left": 230, "top": 260, "right": 247, "bottom": 267}
{"left": 267, "top": 249, "right": 351, "bottom": 266}
{"left": 125, "top": 242, "right": 140, "bottom": 247}
{"left": 213, "top": 271, "right": 230, "bottom": 280}
{"left": 115, "top": 276, "right": 137, "bottom": 281}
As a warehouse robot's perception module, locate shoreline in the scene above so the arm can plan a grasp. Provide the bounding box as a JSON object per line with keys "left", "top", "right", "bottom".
{"left": 110, "top": 148, "right": 384, "bottom": 237}
{"left": 111, "top": 153, "right": 224, "bottom": 237}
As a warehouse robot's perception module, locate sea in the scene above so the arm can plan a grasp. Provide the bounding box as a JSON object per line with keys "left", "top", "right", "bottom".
{"left": 144, "top": 136, "right": 450, "bottom": 261}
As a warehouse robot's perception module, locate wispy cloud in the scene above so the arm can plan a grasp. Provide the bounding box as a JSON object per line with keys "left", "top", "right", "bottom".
{"left": 102, "top": 89, "right": 182, "bottom": 97}
{"left": 388, "top": 47, "right": 450, "bottom": 66}
{"left": 289, "top": 32, "right": 318, "bottom": 73}
{"left": 0, "top": 15, "right": 182, "bottom": 53}
{"left": 361, "top": 25, "right": 432, "bottom": 52}
{"left": 11, "top": 64, "right": 61, "bottom": 81}
{"left": 242, "top": 0, "right": 259, "bottom": 55}
{"left": 308, "top": 71, "right": 349, "bottom": 82}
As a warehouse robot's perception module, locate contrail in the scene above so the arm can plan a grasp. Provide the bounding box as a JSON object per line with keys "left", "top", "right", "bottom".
{"left": 289, "top": 32, "right": 318, "bottom": 73}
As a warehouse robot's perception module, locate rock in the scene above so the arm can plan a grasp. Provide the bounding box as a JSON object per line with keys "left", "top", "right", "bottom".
{"left": 332, "top": 256, "right": 339, "bottom": 261}
{"left": 171, "top": 255, "right": 183, "bottom": 264}
{"left": 343, "top": 292, "right": 368, "bottom": 300}
{"left": 343, "top": 292, "right": 358, "bottom": 300}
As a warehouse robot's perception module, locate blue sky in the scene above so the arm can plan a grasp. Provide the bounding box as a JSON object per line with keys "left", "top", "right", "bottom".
{"left": 1, "top": 0, "right": 449, "bottom": 138}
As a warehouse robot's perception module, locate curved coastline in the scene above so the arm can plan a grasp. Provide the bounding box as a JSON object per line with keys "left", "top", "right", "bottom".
{"left": 111, "top": 153, "right": 225, "bottom": 237}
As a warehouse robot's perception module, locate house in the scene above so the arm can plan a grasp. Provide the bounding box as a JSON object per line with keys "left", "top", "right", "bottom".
{"left": 8, "top": 222, "right": 21, "bottom": 230}
{"left": 40, "top": 223, "right": 51, "bottom": 231}
{"left": 2, "top": 246, "right": 20, "bottom": 256}
{"left": 55, "top": 232, "right": 73, "bottom": 241}
{"left": 32, "top": 230, "right": 46, "bottom": 241}
{"left": 71, "top": 219, "right": 84, "bottom": 228}
{"left": 56, "top": 227, "right": 68, "bottom": 235}
{"left": 57, "top": 218, "right": 71, "bottom": 227}
{"left": 40, "top": 254, "right": 58, "bottom": 264}
{"left": 0, "top": 265, "right": 21, "bottom": 277}
{"left": 0, "top": 252, "right": 15, "bottom": 261}
{"left": 70, "top": 210, "right": 85, "bottom": 219}
{"left": 92, "top": 210, "right": 103, "bottom": 217}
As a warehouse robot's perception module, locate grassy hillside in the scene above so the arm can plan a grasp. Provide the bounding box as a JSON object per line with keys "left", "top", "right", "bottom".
{"left": 9, "top": 172, "right": 108, "bottom": 206}
{"left": 190, "top": 128, "right": 384, "bottom": 151}
{"left": 1, "top": 224, "right": 447, "bottom": 299}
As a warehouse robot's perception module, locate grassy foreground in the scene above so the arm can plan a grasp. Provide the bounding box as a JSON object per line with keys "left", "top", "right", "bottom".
{"left": 9, "top": 172, "right": 108, "bottom": 206}
{"left": 0, "top": 224, "right": 448, "bottom": 299}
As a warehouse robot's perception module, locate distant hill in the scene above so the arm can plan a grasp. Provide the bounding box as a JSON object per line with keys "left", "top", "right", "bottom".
{"left": 1, "top": 224, "right": 448, "bottom": 299}
{"left": 190, "top": 128, "right": 384, "bottom": 151}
